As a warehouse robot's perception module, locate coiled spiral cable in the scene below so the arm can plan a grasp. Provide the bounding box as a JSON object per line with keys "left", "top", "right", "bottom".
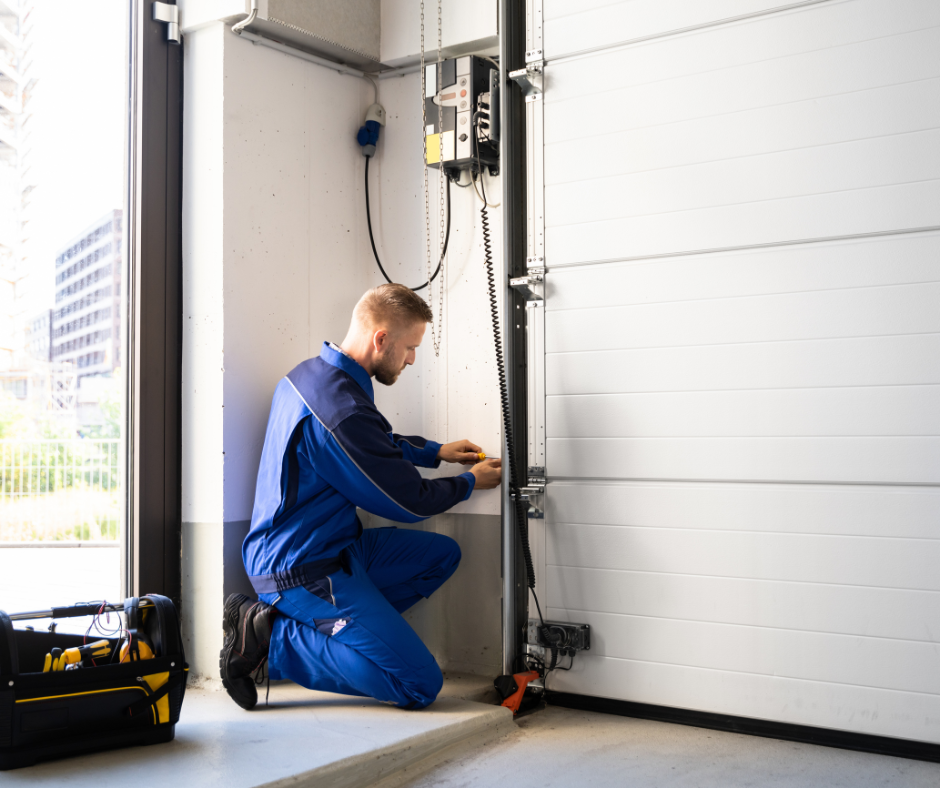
{"left": 477, "top": 156, "right": 546, "bottom": 633}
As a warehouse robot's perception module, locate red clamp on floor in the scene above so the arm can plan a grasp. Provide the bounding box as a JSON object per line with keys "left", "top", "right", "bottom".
{"left": 497, "top": 670, "right": 541, "bottom": 715}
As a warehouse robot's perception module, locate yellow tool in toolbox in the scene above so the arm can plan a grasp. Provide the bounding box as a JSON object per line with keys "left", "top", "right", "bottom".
{"left": 43, "top": 640, "right": 111, "bottom": 672}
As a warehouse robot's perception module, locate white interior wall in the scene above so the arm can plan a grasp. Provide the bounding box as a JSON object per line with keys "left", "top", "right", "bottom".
{"left": 178, "top": 0, "right": 246, "bottom": 32}
{"left": 179, "top": 0, "right": 498, "bottom": 64}
{"left": 182, "top": 21, "right": 376, "bottom": 679}
{"left": 181, "top": 19, "right": 505, "bottom": 680}
{"left": 181, "top": 22, "right": 227, "bottom": 681}
{"left": 361, "top": 71, "right": 505, "bottom": 675}
{"left": 366, "top": 72, "right": 503, "bottom": 515}
{"left": 380, "top": 0, "right": 498, "bottom": 66}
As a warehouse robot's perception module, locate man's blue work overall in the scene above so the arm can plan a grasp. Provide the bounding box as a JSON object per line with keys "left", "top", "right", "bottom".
{"left": 243, "top": 342, "right": 475, "bottom": 709}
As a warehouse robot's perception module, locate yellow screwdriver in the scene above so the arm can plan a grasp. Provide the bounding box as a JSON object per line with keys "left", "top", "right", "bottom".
{"left": 44, "top": 640, "right": 110, "bottom": 672}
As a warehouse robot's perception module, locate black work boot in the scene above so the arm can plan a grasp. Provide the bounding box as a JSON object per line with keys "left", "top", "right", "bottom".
{"left": 220, "top": 593, "right": 277, "bottom": 710}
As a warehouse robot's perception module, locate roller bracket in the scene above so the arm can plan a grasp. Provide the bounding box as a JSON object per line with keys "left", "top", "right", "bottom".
{"left": 510, "top": 267, "right": 544, "bottom": 301}
{"left": 514, "top": 472, "right": 545, "bottom": 518}
{"left": 509, "top": 61, "right": 543, "bottom": 98}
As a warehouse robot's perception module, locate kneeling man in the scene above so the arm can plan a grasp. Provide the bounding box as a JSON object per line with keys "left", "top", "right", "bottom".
{"left": 220, "top": 284, "right": 502, "bottom": 710}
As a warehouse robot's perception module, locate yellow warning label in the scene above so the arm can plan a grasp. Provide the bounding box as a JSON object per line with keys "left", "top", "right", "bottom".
{"left": 426, "top": 131, "right": 455, "bottom": 165}
{"left": 426, "top": 133, "right": 441, "bottom": 165}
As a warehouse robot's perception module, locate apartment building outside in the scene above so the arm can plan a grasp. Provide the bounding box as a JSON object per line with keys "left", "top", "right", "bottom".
{"left": 51, "top": 209, "right": 122, "bottom": 379}
{"left": 25, "top": 306, "right": 50, "bottom": 361}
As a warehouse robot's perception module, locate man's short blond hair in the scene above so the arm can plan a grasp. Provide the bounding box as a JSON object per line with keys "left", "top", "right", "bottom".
{"left": 355, "top": 284, "right": 433, "bottom": 328}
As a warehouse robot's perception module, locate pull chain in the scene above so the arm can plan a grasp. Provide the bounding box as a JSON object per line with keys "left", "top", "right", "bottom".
{"left": 420, "top": 2, "right": 436, "bottom": 356}
{"left": 431, "top": 0, "right": 445, "bottom": 358}
{"left": 431, "top": 0, "right": 448, "bottom": 356}
{"left": 421, "top": 1, "right": 446, "bottom": 358}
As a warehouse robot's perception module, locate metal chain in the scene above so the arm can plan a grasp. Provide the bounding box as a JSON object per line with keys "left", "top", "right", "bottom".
{"left": 432, "top": 0, "right": 445, "bottom": 357}
{"left": 420, "top": 2, "right": 435, "bottom": 356}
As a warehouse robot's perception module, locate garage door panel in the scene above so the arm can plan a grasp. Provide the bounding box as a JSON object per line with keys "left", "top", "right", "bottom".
{"left": 544, "top": 0, "right": 939, "bottom": 86}
{"left": 546, "top": 656, "right": 940, "bottom": 743}
{"left": 544, "top": 0, "right": 822, "bottom": 58}
{"left": 546, "top": 565, "right": 940, "bottom": 643}
{"left": 547, "top": 31, "right": 940, "bottom": 146}
{"left": 545, "top": 233, "right": 940, "bottom": 311}
{"left": 548, "top": 436, "right": 940, "bottom": 484}
{"left": 547, "top": 334, "right": 940, "bottom": 395}
{"left": 545, "top": 523, "right": 940, "bottom": 591}
{"left": 546, "top": 129, "right": 939, "bottom": 228}
{"left": 547, "top": 482, "right": 940, "bottom": 539}
{"left": 547, "top": 386, "right": 940, "bottom": 438}
{"left": 543, "top": 0, "right": 936, "bottom": 57}
{"left": 547, "top": 180, "right": 940, "bottom": 266}
{"left": 536, "top": 0, "right": 940, "bottom": 743}
{"left": 544, "top": 5, "right": 940, "bottom": 264}
{"left": 544, "top": 610, "right": 940, "bottom": 696}
{"left": 547, "top": 282, "right": 940, "bottom": 354}
{"left": 547, "top": 79, "right": 940, "bottom": 187}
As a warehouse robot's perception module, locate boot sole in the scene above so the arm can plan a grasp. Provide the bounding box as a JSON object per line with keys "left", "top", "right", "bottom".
{"left": 219, "top": 593, "right": 258, "bottom": 710}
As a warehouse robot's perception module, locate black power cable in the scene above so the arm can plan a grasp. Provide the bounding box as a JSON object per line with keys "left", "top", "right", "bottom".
{"left": 364, "top": 156, "right": 451, "bottom": 292}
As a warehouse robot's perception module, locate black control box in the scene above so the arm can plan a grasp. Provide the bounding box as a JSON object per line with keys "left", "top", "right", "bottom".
{"left": 424, "top": 55, "right": 499, "bottom": 176}
{"left": 527, "top": 619, "right": 591, "bottom": 657}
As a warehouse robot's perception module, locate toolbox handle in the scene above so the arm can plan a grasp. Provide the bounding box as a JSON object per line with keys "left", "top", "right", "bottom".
{"left": 50, "top": 603, "right": 110, "bottom": 619}
{"left": 8, "top": 600, "right": 158, "bottom": 622}
{"left": 146, "top": 595, "right": 180, "bottom": 659}
{"left": 0, "top": 610, "right": 18, "bottom": 677}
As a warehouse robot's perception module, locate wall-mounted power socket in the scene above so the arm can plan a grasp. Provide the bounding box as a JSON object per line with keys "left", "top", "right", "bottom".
{"left": 527, "top": 619, "right": 591, "bottom": 656}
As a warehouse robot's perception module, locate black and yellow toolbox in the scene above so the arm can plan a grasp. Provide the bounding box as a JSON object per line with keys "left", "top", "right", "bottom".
{"left": 0, "top": 595, "right": 187, "bottom": 770}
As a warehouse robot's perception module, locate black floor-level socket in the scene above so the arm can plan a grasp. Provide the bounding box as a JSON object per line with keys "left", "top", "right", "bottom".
{"left": 546, "top": 692, "right": 940, "bottom": 765}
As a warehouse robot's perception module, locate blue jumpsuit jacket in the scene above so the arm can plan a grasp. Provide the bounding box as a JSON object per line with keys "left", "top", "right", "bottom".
{"left": 242, "top": 342, "right": 475, "bottom": 708}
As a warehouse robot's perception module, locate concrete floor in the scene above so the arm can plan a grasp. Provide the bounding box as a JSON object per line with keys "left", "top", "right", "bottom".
{"left": 1, "top": 675, "right": 511, "bottom": 787}
{"left": 398, "top": 705, "right": 940, "bottom": 788}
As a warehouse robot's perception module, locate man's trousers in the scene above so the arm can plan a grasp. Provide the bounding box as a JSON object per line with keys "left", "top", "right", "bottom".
{"left": 261, "top": 526, "right": 461, "bottom": 709}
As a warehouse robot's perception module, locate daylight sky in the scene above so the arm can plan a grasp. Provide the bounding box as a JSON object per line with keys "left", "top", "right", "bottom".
{"left": 22, "top": 0, "right": 127, "bottom": 316}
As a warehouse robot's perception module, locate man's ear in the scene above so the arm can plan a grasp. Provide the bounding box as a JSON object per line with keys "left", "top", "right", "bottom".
{"left": 372, "top": 329, "right": 389, "bottom": 352}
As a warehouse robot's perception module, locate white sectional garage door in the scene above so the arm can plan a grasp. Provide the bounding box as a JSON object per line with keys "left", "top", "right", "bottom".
{"left": 533, "top": 0, "right": 940, "bottom": 743}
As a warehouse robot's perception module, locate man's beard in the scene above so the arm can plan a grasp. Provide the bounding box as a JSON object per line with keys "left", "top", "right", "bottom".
{"left": 374, "top": 353, "right": 402, "bottom": 386}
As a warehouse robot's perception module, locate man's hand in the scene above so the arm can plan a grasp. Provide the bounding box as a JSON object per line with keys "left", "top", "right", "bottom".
{"left": 438, "top": 439, "right": 485, "bottom": 466}
{"left": 469, "top": 458, "right": 502, "bottom": 490}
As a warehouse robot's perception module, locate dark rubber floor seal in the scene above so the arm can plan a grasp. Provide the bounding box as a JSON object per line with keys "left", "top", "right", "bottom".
{"left": 546, "top": 692, "right": 940, "bottom": 764}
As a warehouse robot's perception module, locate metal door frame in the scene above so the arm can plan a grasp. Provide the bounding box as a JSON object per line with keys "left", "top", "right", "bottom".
{"left": 124, "top": 0, "right": 183, "bottom": 607}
